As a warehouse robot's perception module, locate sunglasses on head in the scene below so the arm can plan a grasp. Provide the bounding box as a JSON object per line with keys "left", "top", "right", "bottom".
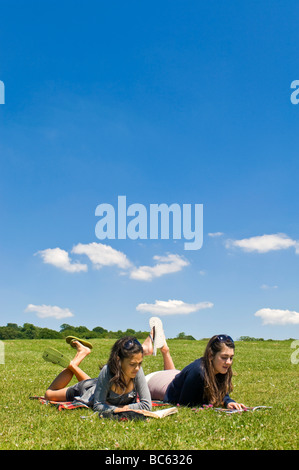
{"left": 212, "top": 334, "right": 234, "bottom": 345}
{"left": 123, "top": 338, "right": 142, "bottom": 350}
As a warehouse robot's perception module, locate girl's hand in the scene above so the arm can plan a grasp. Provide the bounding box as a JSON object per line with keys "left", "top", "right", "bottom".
{"left": 227, "top": 402, "right": 247, "bottom": 411}
{"left": 114, "top": 406, "right": 130, "bottom": 413}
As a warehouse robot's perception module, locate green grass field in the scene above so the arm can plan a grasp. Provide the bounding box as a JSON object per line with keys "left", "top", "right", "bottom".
{"left": 0, "top": 338, "right": 298, "bottom": 450}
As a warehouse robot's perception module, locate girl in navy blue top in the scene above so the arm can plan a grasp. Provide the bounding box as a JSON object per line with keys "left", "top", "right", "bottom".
{"left": 144, "top": 333, "right": 246, "bottom": 411}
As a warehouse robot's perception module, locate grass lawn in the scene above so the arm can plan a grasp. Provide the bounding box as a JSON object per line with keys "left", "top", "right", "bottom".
{"left": 0, "top": 338, "right": 298, "bottom": 450}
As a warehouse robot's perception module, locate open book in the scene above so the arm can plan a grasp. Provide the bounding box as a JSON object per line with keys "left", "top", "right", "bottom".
{"left": 137, "top": 407, "right": 178, "bottom": 419}
{"left": 114, "top": 407, "right": 178, "bottom": 419}
{"left": 215, "top": 406, "right": 272, "bottom": 414}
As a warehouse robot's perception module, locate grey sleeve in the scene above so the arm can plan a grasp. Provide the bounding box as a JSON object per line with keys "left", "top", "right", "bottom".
{"left": 128, "top": 367, "right": 152, "bottom": 411}
{"left": 92, "top": 365, "right": 117, "bottom": 415}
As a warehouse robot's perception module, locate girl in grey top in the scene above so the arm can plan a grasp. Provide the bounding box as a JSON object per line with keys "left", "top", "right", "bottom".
{"left": 43, "top": 337, "right": 152, "bottom": 417}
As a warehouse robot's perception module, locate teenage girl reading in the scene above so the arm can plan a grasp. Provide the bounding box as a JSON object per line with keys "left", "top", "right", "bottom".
{"left": 43, "top": 336, "right": 151, "bottom": 417}
{"left": 142, "top": 318, "right": 246, "bottom": 411}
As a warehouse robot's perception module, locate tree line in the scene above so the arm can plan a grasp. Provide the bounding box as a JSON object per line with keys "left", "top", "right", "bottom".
{"left": 0, "top": 324, "right": 290, "bottom": 342}
{"left": 0, "top": 322, "right": 196, "bottom": 341}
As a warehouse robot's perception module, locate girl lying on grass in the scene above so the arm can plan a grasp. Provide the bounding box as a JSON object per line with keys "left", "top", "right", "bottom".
{"left": 43, "top": 336, "right": 152, "bottom": 417}
{"left": 143, "top": 318, "right": 246, "bottom": 411}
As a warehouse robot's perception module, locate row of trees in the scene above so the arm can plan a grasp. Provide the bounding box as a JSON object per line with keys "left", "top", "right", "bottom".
{"left": 1, "top": 324, "right": 288, "bottom": 342}
{"left": 0, "top": 323, "right": 196, "bottom": 341}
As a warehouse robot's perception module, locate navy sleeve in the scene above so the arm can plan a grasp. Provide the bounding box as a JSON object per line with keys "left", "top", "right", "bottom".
{"left": 223, "top": 393, "right": 235, "bottom": 407}
{"left": 176, "top": 366, "right": 205, "bottom": 406}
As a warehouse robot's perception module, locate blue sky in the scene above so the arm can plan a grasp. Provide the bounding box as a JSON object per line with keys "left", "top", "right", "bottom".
{"left": 0, "top": 1, "right": 299, "bottom": 340}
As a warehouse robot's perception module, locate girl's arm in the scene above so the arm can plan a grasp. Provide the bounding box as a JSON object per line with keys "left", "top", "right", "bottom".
{"left": 226, "top": 401, "right": 247, "bottom": 410}
{"left": 92, "top": 365, "right": 117, "bottom": 415}
{"left": 223, "top": 393, "right": 235, "bottom": 408}
{"left": 177, "top": 368, "right": 204, "bottom": 407}
{"left": 223, "top": 393, "right": 246, "bottom": 410}
{"left": 127, "top": 367, "right": 152, "bottom": 411}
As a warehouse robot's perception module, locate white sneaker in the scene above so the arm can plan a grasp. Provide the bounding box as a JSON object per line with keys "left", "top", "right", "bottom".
{"left": 149, "top": 317, "right": 166, "bottom": 356}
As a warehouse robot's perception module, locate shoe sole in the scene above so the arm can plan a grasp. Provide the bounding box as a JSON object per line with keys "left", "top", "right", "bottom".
{"left": 65, "top": 336, "right": 93, "bottom": 349}
{"left": 42, "top": 348, "right": 70, "bottom": 369}
{"left": 149, "top": 317, "right": 166, "bottom": 355}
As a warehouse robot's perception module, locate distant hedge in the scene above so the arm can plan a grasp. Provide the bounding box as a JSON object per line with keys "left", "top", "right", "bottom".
{"left": 0, "top": 322, "right": 149, "bottom": 341}
{"left": 3, "top": 324, "right": 287, "bottom": 342}
{"left": 0, "top": 322, "right": 198, "bottom": 341}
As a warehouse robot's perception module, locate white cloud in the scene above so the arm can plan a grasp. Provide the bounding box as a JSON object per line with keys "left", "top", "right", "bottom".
{"left": 129, "top": 254, "right": 189, "bottom": 281}
{"left": 260, "top": 284, "right": 278, "bottom": 290}
{"left": 136, "top": 299, "right": 213, "bottom": 316}
{"left": 37, "top": 243, "right": 189, "bottom": 281}
{"left": 208, "top": 232, "right": 224, "bottom": 237}
{"left": 72, "top": 242, "right": 132, "bottom": 270}
{"left": 25, "top": 304, "right": 74, "bottom": 320}
{"left": 225, "top": 233, "right": 299, "bottom": 254}
{"left": 254, "top": 308, "right": 299, "bottom": 325}
{"left": 36, "top": 247, "right": 88, "bottom": 273}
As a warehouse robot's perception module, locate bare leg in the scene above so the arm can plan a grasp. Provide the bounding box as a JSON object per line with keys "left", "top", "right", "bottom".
{"left": 160, "top": 342, "right": 176, "bottom": 370}
{"left": 143, "top": 322, "right": 178, "bottom": 400}
{"left": 142, "top": 329, "right": 154, "bottom": 356}
{"left": 45, "top": 342, "right": 91, "bottom": 401}
{"left": 142, "top": 331, "right": 176, "bottom": 370}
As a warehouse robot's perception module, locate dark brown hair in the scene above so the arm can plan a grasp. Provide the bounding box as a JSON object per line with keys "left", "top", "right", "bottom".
{"left": 202, "top": 335, "right": 235, "bottom": 406}
{"left": 107, "top": 336, "right": 143, "bottom": 392}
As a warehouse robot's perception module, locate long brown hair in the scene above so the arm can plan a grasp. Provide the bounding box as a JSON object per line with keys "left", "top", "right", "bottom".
{"left": 202, "top": 335, "right": 235, "bottom": 406}
{"left": 107, "top": 336, "right": 143, "bottom": 392}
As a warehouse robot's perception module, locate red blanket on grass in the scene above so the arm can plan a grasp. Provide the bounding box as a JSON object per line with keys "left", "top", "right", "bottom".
{"left": 29, "top": 396, "right": 168, "bottom": 412}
